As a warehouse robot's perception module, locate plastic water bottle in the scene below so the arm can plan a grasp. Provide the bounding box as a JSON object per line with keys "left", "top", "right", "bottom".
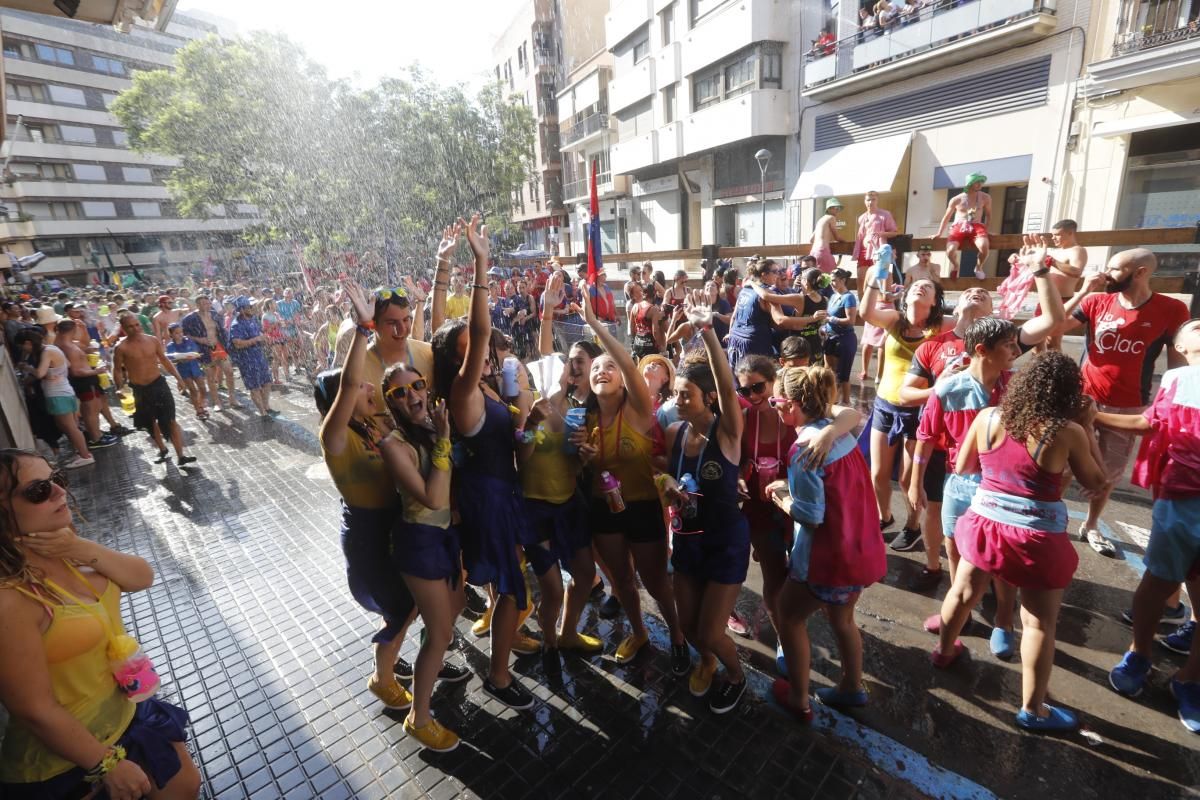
{"left": 501, "top": 356, "right": 521, "bottom": 398}
{"left": 600, "top": 471, "right": 625, "bottom": 514}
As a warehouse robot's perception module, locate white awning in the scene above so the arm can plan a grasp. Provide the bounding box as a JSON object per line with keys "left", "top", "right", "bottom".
{"left": 792, "top": 133, "right": 912, "bottom": 201}
{"left": 1092, "top": 109, "right": 1200, "bottom": 139}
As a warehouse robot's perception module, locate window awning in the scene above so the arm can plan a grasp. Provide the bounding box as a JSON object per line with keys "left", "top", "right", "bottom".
{"left": 933, "top": 155, "right": 1032, "bottom": 190}
{"left": 791, "top": 133, "right": 911, "bottom": 201}
{"left": 1092, "top": 109, "right": 1200, "bottom": 139}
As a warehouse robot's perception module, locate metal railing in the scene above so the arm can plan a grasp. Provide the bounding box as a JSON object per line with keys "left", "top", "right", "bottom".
{"left": 802, "top": 0, "right": 1055, "bottom": 87}
{"left": 561, "top": 112, "right": 609, "bottom": 146}
{"left": 1114, "top": 14, "right": 1200, "bottom": 55}
{"left": 563, "top": 171, "right": 612, "bottom": 202}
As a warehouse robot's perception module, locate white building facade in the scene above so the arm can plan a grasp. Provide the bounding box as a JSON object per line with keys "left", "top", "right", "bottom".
{"left": 605, "top": 0, "right": 800, "bottom": 272}
{"left": 0, "top": 8, "right": 266, "bottom": 284}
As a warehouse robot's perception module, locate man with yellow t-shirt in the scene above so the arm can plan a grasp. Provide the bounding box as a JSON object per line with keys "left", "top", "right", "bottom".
{"left": 445, "top": 270, "right": 471, "bottom": 320}
{"left": 360, "top": 288, "right": 433, "bottom": 408}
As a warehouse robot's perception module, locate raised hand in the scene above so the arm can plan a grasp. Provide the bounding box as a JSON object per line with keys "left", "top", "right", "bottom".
{"left": 577, "top": 280, "right": 597, "bottom": 324}
{"left": 436, "top": 222, "right": 461, "bottom": 263}
{"left": 460, "top": 214, "right": 490, "bottom": 262}
{"left": 430, "top": 397, "right": 450, "bottom": 438}
{"left": 685, "top": 288, "right": 712, "bottom": 329}
{"left": 341, "top": 278, "right": 375, "bottom": 323}
{"left": 542, "top": 271, "right": 564, "bottom": 309}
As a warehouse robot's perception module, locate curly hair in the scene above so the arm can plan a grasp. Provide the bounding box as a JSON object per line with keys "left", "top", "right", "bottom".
{"left": 1000, "top": 351, "right": 1083, "bottom": 447}
{"left": 778, "top": 366, "right": 836, "bottom": 422}
{"left": 0, "top": 449, "right": 44, "bottom": 587}
{"left": 735, "top": 354, "right": 777, "bottom": 382}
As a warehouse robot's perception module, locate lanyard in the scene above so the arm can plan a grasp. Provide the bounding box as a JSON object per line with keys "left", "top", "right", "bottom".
{"left": 751, "top": 406, "right": 781, "bottom": 466}
{"left": 675, "top": 415, "right": 718, "bottom": 480}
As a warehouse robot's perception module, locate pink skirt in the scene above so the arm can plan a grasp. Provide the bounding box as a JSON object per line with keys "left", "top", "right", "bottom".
{"left": 954, "top": 511, "right": 1078, "bottom": 590}
{"left": 861, "top": 301, "right": 894, "bottom": 348}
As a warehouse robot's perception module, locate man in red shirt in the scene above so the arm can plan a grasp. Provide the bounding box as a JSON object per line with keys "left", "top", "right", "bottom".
{"left": 1060, "top": 248, "right": 1190, "bottom": 555}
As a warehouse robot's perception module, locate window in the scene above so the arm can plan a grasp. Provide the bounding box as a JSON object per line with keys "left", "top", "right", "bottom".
{"left": 73, "top": 164, "right": 106, "bottom": 181}
{"left": 131, "top": 202, "right": 161, "bottom": 217}
{"left": 92, "top": 56, "right": 125, "bottom": 76}
{"left": 24, "top": 125, "right": 46, "bottom": 144}
{"left": 111, "top": 131, "right": 128, "bottom": 147}
{"left": 35, "top": 44, "right": 74, "bottom": 65}
{"left": 23, "top": 202, "right": 80, "bottom": 219}
{"left": 661, "top": 6, "right": 675, "bottom": 46}
{"left": 633, "top": 37, "right": 650, "bottom": 64}
{"left": 34, "top": 238, "right": 68, "bottom": 256}
{"left": 122, "top": 167, "right": 152, "bottom": 183}
{"left": 48, "top": 85, "right": 87, "bottom": 106}
{"left": 616, "top": 99, "right": 654, "bottom": 138}
{"left": 101, "top": 93, "right": 119, "bottom": 109}
{"left": 235, "top": 203, "right": 259, "bottom": 215}
{"left": 691, "top": 43, "right": 784, "bottom": 111}
{"left": 4, "top": 41, "right": 33, "bottom": 60}
{"left": 762, "top": 49, "right": 782, "bottom": 87}
{"left": 662, "top": 84, "right": 677, "bottom": 124}
{"left": 691, "top": 0, "right": 733, "bottom": 25}
{"left": 82, "top": 201, "right": 116, "bottom": 217}
{"left": 41, "top": 163, "right": 70, "bottom": 179}
{"left": 6, "top": 82, "right": 47, "bottom": 102}
{"left": 8, "top": 163, "right": 39, "bottom": 177}
{"left": 724, "top": 51, "right": 758, "bottom": 99}
{"left": 693, "top": 68, "right": 721, "bottom": 110}
{"left": 59, "top": 125, "right": 96, "bottom": 144}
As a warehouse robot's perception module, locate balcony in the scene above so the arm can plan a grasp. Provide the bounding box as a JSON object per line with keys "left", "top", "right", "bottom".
{"left": 0, "top": 216, "right": 252, "bottom": 241}
{"left": 561, "top": 112, "right": 611, "bottom": 149}
{"left": 609, "top": 56, "right": 655, "bottom": 114}
{"left": 1087, "top": 4, "right": 1200, "bottom": 92}
{"left": 656, "top": 41, "right": 681, "bottom": 91}
{"left": 682, "top": 88, "right": 790, "bottom": 156}
{"left": 563, "top": 171, "right": 615, "bottom": 203}
{"left": 658, "top": 121, "right": 685, "bottom": 162}
{"left": 802, "top": 0, "right": 1058, "bottom": 101}
{"left": 611, "top": 129, "right": 658, "bottom": 174}
{"left": 606, "top": 0, "right": 653, "bottom": 50}
{"left": 680, "top": 0, "right": 787, "bottom": 77}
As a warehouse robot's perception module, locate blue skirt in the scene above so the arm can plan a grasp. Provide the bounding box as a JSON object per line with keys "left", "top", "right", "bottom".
{"left": 456, "top": 473, "right": 529, "bottom": 609}
{"left": 341, "top": 502, "right": 416, "bottom": 643}
{"left": 525, "top": 494, "right": 591, "bottom": 575}
{"left": 0, "top": 697, "right": 189, "bottom": 800}
{"left": 393, "top": 520, "right": 461, "bottom": 584}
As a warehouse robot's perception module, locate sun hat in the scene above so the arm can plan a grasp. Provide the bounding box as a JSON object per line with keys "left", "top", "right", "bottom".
{"left": 638, "top": 354, "right": 676, "bottom": 387}
{"left": 825, "top": 197, "right": 844, "bottom": 210}
{"left": 33, "top": 307, "right": 60, "bottom": 326}
{"left": 964, "top": 172, "right": 987, "bottom": 188}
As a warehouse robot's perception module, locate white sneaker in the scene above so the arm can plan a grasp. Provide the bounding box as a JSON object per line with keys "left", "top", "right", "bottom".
{"left": 974, "top": 268, "right": 986, "bottom": 280}
{"left": 64, "top": 455, "right": 95, "bottom": 469}
{"left": 1080, "top": 524, "right": 1116, "bottom": 557}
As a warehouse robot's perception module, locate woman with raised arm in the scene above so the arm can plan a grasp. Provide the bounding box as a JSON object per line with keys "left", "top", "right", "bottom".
{"left": 314, "top": 280, "right": 417, "bottom": 713}
{"left": 0, "top": 450, "right": 200, "bottom": 800}
{"left": 660, "top": 291, "right": 750, "bottom": 712}
{"left": 378, "top": 363, "right": 467, "bottom": 752}
{"left": 431, "top": 215, "right": 536, "bottom": 711}
{"left": 573, "top": 279, "right": 689, "bottom": 673}
{"left": 860, "top": 257, "right": 951, "bottom": 542}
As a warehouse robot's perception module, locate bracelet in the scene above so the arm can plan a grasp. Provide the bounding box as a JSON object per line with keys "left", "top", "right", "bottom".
{"left": 359, "top": 319, "right": 375, "bottom": 330}
{"left": 912, "top": 455, "right": 927, "bottom": 465}
{"left": 84, "top": 745, "right": 126, "bottom": 784}
{"left": 431, "top": 437, "right": 452, "bottom": 471}
{"left": 434, "top": 281, "right": 449, "bottom": 287}
{"left": 1032, "top": 267, "right": 1051, "bottom": 278}
{"left": 356, "top": 324, "right": 373, "bottom": 339}
{"left": 471, "top": 283, "right": 488, "bottom": 290}
{"left": 1043, "top": 255, "right": 1055, "bottom": 269}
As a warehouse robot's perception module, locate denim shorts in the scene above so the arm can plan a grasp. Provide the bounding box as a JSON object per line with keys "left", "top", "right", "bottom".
{"left": 941, "top": 472, "right": 982, "bottom": 540}
{"left": 1145, "top": 496, "right": 1200, "bottom": 584}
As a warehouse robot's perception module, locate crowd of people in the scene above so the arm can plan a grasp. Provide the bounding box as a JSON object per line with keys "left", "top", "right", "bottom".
{"left": 0, "top": 199, "right": 1197, "bottom": 795}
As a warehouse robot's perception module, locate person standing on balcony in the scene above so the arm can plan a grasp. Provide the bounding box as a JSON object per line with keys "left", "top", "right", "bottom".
{"left": 853, "top": 191, "right": 900, "bottom": 294}
{"left": 811, "top": 199, "right": 844, "bottom": 274}
{"left": 934, "top": 172, "right": 992, "bottom": 280}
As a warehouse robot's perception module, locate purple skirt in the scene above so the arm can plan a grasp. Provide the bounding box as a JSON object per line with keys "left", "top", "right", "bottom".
{"left": 0, "top": 696, "right": 189, "bottom": 800}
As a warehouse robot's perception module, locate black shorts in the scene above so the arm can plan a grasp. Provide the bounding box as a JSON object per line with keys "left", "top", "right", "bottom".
{"left": 924, "top": 448, "right": 947, "bottom": 503}
{"left": 589, "top": 498, "right": 666, "bottom": 544}
{"left": 69, "top": 374, "right": 103, "bottom": 402}
{"left": 131, "top": 375, "right": 176, "bottom": 433}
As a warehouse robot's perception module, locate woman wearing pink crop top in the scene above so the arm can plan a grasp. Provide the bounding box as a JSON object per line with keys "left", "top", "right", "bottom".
{"left": 930, "top": 353, "right": 1108, "bottom": 733}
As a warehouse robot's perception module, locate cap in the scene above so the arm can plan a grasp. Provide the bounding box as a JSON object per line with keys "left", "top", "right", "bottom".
{"left": 825, "top": 197, "right": 844, "bottom": 211}
{"left": 157, "top": 294, "right": 172, "bottom": 305}
{"left": 232, "top": 295, "right": 254, "bottom": 310}
{"left": 167, "top": 322, "right": 182, "bottom": 331}
{"left": 918, "top": 243, "right": 934, "bottom": 252}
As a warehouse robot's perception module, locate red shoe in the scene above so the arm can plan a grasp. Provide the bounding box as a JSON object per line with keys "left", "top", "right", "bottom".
{"left": 923, "top": 614, "right": 942, "bottom": 634}
{"left": 726, "top": 612, "right": 750, "bottom": 638}
{"left": 930, "top": 640, "right": 965, "bottom": 668}
{"left": 771, "top": 678, "right": 814, "bottom": 724}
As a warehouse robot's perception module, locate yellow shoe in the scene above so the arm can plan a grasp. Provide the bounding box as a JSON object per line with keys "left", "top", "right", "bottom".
{"left": 471, "top": 604, "right": 493, "bottom": 638}
{"left": 558, "top": 631, "right": 603, "bottom": 654}
{"left": 403, "top": 715, "right": 460, "bottom": 753}
{"left": 688, "top": 661, "right": 717, "bottom": 697}
{"left": 516, "top": 596, "right": 536, "bottom": 629}
{"left": 368, "top": 677, "right": 413, "bottom": 710}
{"left": 614, "top": 632, "right": 649, "bottom": 663}
{"left": 512, "top": 632, "right": 542, "bottom": 655}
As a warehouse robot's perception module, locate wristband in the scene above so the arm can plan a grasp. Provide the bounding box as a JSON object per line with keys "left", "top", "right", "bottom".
{"left": 431, "top": 437, "right": 452, "bottom": 471}
{"left": 356, "top": 324, "right": 373, "bottom": 339}
{"left": 471, "top": 283, "right": 489, "bottom": 290}
{"left": 84, "top": 745, "right": 126, "bottom": 784}
{"left": 912, "top": 455, "right": 927, "bottom": 465}
{"left": 1043, "top": 255, "right": 1055, "bottom": 269}
{"left": 359, "top": 319, "right": 375, "bottom": 330}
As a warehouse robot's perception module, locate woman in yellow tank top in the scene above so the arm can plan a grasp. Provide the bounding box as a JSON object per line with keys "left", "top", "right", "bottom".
{"left": 571, "top": 281, "right": 690, "bottom": 675}
{"left": 0, "top": 449, "right": 201, "bottom": 800}
{"left": 861, "top": 272, "right": 952, "bottom": 542}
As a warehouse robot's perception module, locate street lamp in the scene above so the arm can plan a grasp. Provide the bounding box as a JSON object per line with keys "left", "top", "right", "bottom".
{"left": 754, "top": 148, "right": 772, "bottom": 246}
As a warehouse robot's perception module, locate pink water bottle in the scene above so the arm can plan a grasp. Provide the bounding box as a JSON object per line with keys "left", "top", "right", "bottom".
{"left": 600, "top": 471, "right": 625, "bottom": 514}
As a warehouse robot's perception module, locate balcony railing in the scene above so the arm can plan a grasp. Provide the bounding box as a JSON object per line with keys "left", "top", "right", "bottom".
{"left": 562, "top": 112, "right": 610, "bottom": 146}
{"left": 563, "top": 172, "right": 613, "bottom": 202}
{"left": 1114, "top": 7, "right": 1200, "bottom": 55}
{"left": 803, "top": 0, "right": 1055, "bottom": 88}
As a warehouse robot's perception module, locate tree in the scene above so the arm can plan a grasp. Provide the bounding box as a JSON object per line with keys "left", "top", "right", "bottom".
{"left": 112, "top": 32, "right": 535, "bottom": 275}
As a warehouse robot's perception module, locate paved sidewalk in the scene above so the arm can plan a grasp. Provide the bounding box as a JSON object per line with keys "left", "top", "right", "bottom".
{"left": 51, "top": 382, "right": 930, "bottom": 800}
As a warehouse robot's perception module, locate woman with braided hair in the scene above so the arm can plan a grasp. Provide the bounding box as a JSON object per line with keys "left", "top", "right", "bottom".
{"left": 930, "top": 351, "right": 1108, "bottom": 732}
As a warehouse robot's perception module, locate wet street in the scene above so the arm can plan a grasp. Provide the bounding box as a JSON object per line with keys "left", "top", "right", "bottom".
{"left": 29, "top": 335, "right": 1200, "bottom": 800}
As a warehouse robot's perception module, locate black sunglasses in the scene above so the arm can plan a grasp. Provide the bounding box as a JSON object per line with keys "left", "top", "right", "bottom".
{"left": 21, "top": 472, "right": 68, "bottom": 504}
{"left": 736, "top": 381, "right": 768, "bottom": 397}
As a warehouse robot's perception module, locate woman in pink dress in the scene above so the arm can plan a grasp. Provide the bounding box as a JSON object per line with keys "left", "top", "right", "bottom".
{"left": 931, "top": 352, "right": 1108, "bottom": 732}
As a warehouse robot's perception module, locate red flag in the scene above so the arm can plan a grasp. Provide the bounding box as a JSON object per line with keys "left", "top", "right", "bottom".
{"left": 586, "top": 157, "right": 600, "bottom": 286}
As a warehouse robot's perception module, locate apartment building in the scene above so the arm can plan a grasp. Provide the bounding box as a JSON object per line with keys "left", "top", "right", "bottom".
{"left": 792, "top": 0, "right": 1082, "bottom": 277}
{"left": 0, "top": 8, "right": 262, "bottom": 285}
{"left": 1059, "top": 0, "right": 1200, "bottom": 274}
{"left": 604, "top": 0, "right": 799, "bottom": 271}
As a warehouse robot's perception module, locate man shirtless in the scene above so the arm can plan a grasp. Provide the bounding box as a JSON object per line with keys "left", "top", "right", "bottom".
{"left": 112, "top": 312, "right": 197, "bottom": 465}
{"left": 811, "top": 197, "right": 844, "bottom": 273}
{"left": 1038, "top": 219, "right": 1089, "bottom": 352}
{"left": 57, "top": 319, "right": 119, "bottom": 450}
{"left": 152, "top": 295, "right": 183, "bottom": 342}
{"left": 934, "top": 172, "right": 992, "bottom": 279}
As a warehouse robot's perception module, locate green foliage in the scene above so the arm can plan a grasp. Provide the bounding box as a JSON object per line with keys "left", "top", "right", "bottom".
{"left": 112, "top": 33, "right": 536, "bottom": 259}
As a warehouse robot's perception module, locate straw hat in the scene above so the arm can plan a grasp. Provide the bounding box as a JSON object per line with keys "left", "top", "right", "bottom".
{"left": 33, "top": 307, "right": 60, "bottom": 326}
{"left": 638, "top": 354, "right": 676, "bottom": 387}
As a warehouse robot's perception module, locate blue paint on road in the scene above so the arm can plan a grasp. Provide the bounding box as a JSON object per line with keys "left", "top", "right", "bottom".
{"left": 1068, "top": 509, "right": 1147, "bottom": 578}
{"left": 748, "top": 672, "right": 998, "bottom": 800}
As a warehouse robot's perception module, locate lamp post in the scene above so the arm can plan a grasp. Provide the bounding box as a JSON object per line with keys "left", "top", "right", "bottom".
{"left": 754, "top": 148, "right": 772, "bottom": 246}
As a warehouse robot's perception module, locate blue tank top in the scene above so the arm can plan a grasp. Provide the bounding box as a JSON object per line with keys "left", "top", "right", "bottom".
{"left": 728, "top": 285, "right": 774, "bottom": 355}
{"left": 670, "top": 416, "right": 745, "bottom": 535}
{"left": 459, "top": 394, "right": 518, "bottom": 484}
